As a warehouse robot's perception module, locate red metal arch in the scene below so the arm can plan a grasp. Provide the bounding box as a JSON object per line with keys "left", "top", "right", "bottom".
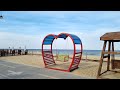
{"left": 42, "top": 33, "right": 83, "bottom": 72}
{"left": 42, "top": 34, "right": 56, "bottom": 66}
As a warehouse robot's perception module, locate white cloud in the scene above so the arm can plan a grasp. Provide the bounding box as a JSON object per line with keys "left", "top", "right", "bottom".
{"left": 1, "top": 11, "right": 120, "bottom": 50}
{"left": 0, "top": 31, "right": 42, "bottom": 49}
{"left": 1, "top": 28, "right": 120, "bottom": 50}
{"left": 78, "top": 28, "right": 120, "bottom": 50}
{"left": 48, "top": 28, "right": 120, "bottom": 50}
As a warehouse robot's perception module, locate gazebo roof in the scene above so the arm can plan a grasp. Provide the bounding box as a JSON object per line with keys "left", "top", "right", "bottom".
{"left": 100, "top": 32, "right": 120, "bottom": 41}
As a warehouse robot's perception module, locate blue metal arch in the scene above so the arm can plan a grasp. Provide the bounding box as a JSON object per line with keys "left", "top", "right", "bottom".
{"left": 43, "top": 33, "right": 82, "bottom": 45}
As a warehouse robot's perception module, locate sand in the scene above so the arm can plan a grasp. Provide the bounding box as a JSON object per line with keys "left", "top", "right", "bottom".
{"left": 0, "top": 54, "right": 120, "bottom": 79}
{"left": 0, "top": 55, "right": 44, "bottom": 68}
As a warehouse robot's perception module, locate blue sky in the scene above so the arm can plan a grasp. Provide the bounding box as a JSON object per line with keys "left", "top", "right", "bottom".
{"left": 0, "top": 11, "right": 120, "bottom": 50}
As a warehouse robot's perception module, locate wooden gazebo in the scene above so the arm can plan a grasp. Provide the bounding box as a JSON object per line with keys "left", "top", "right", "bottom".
{"left": 97, "top": 32, "right": 120, "bottom": 78}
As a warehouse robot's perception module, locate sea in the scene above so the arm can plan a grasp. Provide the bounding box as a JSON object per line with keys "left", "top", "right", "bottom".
{"left": 27, "top": 49, "right": 102, "bottom": 56}
{"left": 27, "top": 49, "right": 120, "bottom": 57}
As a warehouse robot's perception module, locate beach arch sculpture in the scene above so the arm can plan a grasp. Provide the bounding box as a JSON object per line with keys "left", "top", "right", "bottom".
{"left": 42, "top": 33, "right": 83, "bottom": 72}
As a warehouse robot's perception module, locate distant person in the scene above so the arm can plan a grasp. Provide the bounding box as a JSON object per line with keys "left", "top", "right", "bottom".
{"left": 1, "top": 50, "right": 3, "bottom": 56}
{"left": 3, "top": 49, "right": 5, "bottom": 56}
{"left": 25, "top": 49, "right": 28, "bottom": 55}
{"left": 12, "top": 50, "right": 15, "bottom": 56}
{"left": 0, "top": 50, "right": 2, "bottom": 56}
{"left": 6, "top": 49, "right": 9, "bottom": 56}
{"left": 12, "top": 47, "right": 15, "bottom": 56}
{"left": 18, "top": 47, "right": 22, "bottom": 55}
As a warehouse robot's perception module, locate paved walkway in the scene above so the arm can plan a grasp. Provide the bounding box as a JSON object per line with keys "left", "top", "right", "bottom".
{"left": 0, "top": 60, "right": 87, "bottom": 79}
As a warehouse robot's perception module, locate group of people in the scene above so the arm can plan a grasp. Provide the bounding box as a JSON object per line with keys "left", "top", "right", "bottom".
{"left": 0, "top": 47, "right": 28, "bottom": 57}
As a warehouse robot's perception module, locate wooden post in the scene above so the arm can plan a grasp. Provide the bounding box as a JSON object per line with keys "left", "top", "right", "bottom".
{"left": 97, "top": 41, "right": 107, "bottom": 78}
{"left": 111, "top": 42, "right": 115, "bottom": 60}
{"left": 107, "top": 41, "right": 111, "bottom": 71}
{"left": 111, "top": 42, "right": 115, "bottom": 69}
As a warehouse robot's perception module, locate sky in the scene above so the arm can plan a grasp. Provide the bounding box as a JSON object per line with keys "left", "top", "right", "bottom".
{"left": 0, "top": 11, "right": 120, "bottom": 50}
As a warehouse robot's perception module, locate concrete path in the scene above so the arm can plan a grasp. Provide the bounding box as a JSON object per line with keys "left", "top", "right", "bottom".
{"left": 0, "top": 60, "right": 87, "bottom": 79}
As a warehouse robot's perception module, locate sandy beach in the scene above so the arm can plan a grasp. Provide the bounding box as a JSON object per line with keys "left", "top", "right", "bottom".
{"left": 0, "top": 54, "right": 120, "bottom": 79}
{"left": 1, "top": 11, "right": 120, "bottom": 79}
